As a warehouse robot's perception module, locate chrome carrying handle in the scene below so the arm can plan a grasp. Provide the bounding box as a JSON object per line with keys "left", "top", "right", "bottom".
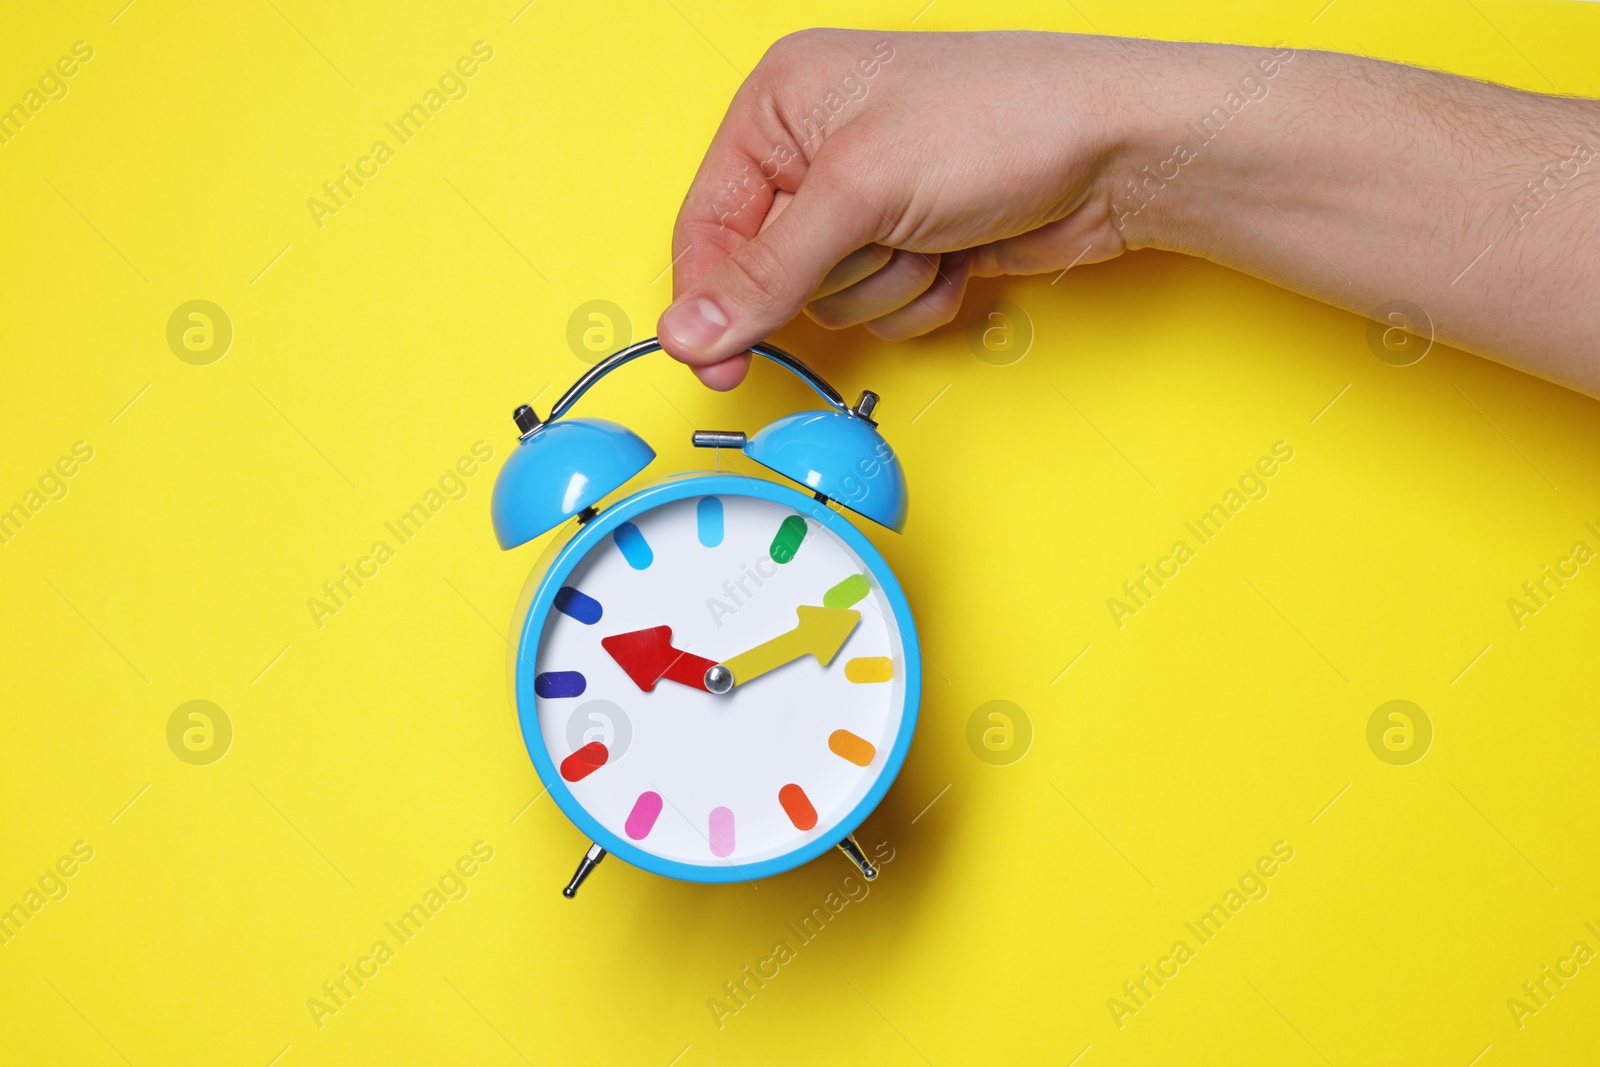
{"left": 523, "top": 337, "right": 850, "bottom": 431}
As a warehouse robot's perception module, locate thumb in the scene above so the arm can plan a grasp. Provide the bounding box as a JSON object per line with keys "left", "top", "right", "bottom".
{"left": 657, "top": 175, "right": 878, "bottom": 370}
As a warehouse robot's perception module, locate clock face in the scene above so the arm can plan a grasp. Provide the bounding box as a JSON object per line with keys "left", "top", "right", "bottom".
{"left": 529, "top": 489, "right": 911, "bottom": 874}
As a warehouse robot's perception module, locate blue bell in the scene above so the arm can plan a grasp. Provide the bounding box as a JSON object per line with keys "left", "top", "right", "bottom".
{"left": 490, "top": 338, "right": 908, "bottom": 550}
{"left": 743, "top": 401, "right": 908, "bottom": 532}
{"left": 491, "top": 412, "right": 654, "bottom": 549}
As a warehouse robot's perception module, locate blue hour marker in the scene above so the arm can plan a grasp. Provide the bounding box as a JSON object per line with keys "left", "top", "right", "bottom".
{"left": 614, "top": 522, "right": 653, "bottom": 570}
{"left": 697, "top": 496, "right": 724, "bottom": 548}
{"left": 535, "top": 671, "right": 586, "bottom": 698}
{"left": 554, "top": 586, "right": 603, "bottom": 625}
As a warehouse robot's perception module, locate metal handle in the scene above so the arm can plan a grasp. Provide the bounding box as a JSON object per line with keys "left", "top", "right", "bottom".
{"left": 545, "top": 337, "right": 849, "bottom": 422}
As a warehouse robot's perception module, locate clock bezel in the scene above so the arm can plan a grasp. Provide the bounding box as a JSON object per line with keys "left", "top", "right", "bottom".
{"left": 510, "top": 472, "right": 921, "bottom": 884}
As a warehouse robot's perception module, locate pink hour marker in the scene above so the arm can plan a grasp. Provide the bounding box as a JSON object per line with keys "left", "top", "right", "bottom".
{"left": 625, "top": 791, "right": 663, "bottom": 840}
{"left": 709, "top": 806, "right": 735, "bottom": 857}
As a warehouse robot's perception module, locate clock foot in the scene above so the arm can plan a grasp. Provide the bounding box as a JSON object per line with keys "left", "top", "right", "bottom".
{"left": 563, "top": 842, "right": 606, "bottom": 898}
{"left": 835, "top": 834, "right": 877, "bottom": 881}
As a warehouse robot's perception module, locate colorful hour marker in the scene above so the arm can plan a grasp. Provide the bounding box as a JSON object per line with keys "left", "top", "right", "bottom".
{"left": 625, "top": 791, "right": 664, "bottom": 840}
{"left": 535, "top": 671, "right": 586, "bottom": 698}
{"left": 828, "top": 730, "right": 877, "bottom": 767}
{"left": 824, "top": 574, "right": 871, "bottom": 609}
{"left": 554, "top": 586, "right": 603, "bottom": 625}
{"left": 769, "top": 515, "right": 807, "bottom": 564}
{"left": 614, "top": 521, "right": 653, "bottom": 570}
{"left": 778, "top": 783, "right": 817, "bottom": 831}
{"left": 844, "top": 657, "right": 894, "bottom": 684}
{"left": 697, "top": 496, "right": 724, "bottom": 547}
{"left": 708, "top": 806, "right": 735, "bottom": 857}
{"left": 560, "top": 741, "right": 608, "bottom": 781}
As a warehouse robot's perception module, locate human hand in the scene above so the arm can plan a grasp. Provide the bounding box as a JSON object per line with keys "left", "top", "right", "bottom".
{"left": 657, "top": 29, "right": 1600, "bottom": 397}
{"left": 656, "top": 29, "right": 1140, "bottom": 389}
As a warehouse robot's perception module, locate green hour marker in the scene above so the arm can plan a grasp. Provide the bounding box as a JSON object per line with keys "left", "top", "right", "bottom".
{"left": 824, "top": 574, "right": 871, "bottom": 609}
{"left": 769, "top": 515, "right": 808, "bottom": 564}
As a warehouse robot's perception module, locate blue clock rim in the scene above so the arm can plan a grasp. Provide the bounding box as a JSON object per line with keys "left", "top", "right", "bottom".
{"left": 512, "top": 473, "right": 921, "bottom": 884}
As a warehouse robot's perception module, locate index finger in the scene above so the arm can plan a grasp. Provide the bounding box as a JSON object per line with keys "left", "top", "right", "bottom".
{"left": 667, "top": 97, "right": 812, "bottom": 297}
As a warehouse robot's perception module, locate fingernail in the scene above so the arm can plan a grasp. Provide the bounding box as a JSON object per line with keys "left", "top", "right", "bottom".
{"left": 660, "top": 296, "right": 728, "bottom": 355}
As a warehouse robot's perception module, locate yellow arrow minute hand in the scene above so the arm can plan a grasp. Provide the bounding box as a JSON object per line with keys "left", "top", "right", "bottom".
{"left": 704, "top": 606, "right": 861, "bottom": 694}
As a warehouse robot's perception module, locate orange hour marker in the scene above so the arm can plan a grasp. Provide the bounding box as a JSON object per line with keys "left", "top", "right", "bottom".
{"left": 844, "top": 656, "right": 893, "bottom": 683}
{"left": 778, "top": 784, "right": 817, "bottom": 831}
{"left": 828, "top": 730, "right": 876, "bottom": 767}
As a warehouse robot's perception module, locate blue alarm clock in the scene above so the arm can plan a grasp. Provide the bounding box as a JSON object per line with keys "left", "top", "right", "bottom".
{"left": 489, "top": 338, "right": 920, "bottom": 896}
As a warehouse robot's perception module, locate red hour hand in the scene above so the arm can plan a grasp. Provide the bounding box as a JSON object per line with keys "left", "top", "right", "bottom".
{"left": 600, "top": 626, "right": 717, "bottom": 693}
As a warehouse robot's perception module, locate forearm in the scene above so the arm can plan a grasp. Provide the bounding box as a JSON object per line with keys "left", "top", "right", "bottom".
{"left": 1108, "top": 41, "right": 1600, "bottom": 394}
{"left": 658, "top": 30, "right": 1600, "bottom": 393}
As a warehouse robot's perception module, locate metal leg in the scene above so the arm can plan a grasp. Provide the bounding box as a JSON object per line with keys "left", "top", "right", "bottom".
{"left": 835, "top": 833, "right": 878, "bottom": 881}
{"left": 563, "top": 842, "right": 606, "bottom": 898}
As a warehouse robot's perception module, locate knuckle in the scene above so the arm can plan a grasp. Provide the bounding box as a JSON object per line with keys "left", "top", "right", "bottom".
{"left": 863, "top": 318, "right": 908, "bottom": 342}
{"left": 815, "top": 137, "right": 874, "bottom": 190}
{"left": 921, "top": 292, "right": 964, "bottom": 332}
{"left": 878, "top": 313, "right": 936, "bottom": 341}
{"left": 756, "top": 29, "right": 825, "bottom": 80}
{"left": 903, "top": 250, "right": 941, "bottom": 287}
{"left": 922, "top": 272, "right": 970, "bottom": 327}
{"left": 803, "top": 301, "right": 851, "bottom": 330}
{"left": 874, "top": 249, "right": 938, "bottom": 295}
{"left": 763, "top": 27, "right": 834, "bottom": 62}
{"left": 811, "top": 146, "right": 896, "bottom": 235}
{"left": 721, "top": 239, "right": 790, "bottom": 307}
{"left": 807, "top": 291, "right": 871, "bottom": 330}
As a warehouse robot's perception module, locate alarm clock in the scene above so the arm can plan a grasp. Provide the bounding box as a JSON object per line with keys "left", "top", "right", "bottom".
{"left": 490, "top": 337, "right": 920, "bottom": 896}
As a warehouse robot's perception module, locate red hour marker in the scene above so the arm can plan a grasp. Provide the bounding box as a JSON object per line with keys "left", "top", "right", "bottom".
{"left": 778, "top": 783, "right": 817, "bottom": 831}
{"left": 559, "top": 741, "right": 608, "bottom": 782}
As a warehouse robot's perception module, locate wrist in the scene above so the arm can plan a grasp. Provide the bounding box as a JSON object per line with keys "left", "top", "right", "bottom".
{"left": 1094, "top": 40, "right": 1306, "bottom": 253}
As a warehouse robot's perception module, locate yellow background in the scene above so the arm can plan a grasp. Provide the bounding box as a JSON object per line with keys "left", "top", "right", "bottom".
{"left": 3, "top": 1, "right": 1598, "bottom": 1063}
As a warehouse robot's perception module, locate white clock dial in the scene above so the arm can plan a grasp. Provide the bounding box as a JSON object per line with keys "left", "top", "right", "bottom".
{"left": 532, "top": 493, "right": 907, "bottom": 869}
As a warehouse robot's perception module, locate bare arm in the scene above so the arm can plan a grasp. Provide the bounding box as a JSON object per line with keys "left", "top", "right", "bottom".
{"left": 656, "top": 31, "right": 1600, "bottom": 395}
{"left": 1112, "top": 42, "right": 1600, "bottom": 393}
